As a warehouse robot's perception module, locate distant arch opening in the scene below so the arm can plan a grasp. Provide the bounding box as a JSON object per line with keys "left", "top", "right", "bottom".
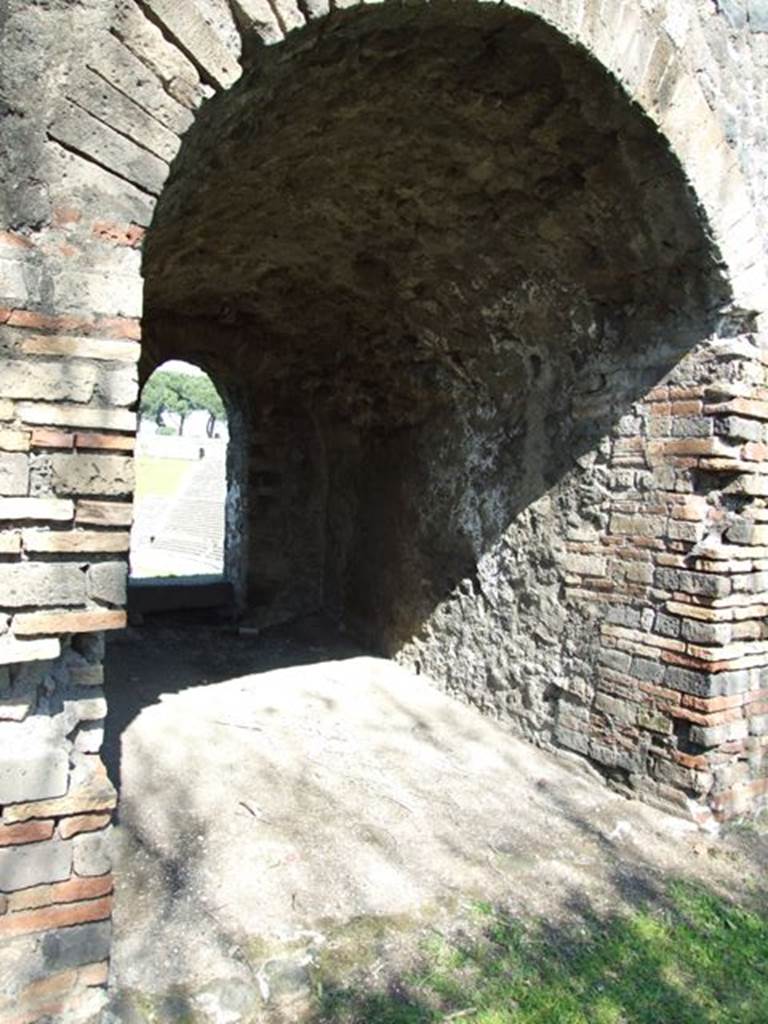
{"left": 129, "top": 360, "right": 229, "bottom": 584}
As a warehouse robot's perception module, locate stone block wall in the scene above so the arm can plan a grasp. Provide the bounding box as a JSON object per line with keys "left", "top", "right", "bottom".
{"left": 0, "top": 318, "right": 135, "bottom": 1017}
{"left": 0, "top": 636, "right": 114, "bottom": 1023}
{"left": 0, "top": 322, "right": 136, "bottom": 652}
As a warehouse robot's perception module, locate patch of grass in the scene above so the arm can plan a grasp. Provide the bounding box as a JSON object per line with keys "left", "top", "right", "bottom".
{"left": 135, "top": 456, "right": 194, "bottom": 499}
{"left": 312, "top": 883, "right": 768, "bottom": 1024}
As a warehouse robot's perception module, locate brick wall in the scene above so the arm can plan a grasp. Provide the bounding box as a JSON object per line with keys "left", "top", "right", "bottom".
{"left": 561, "top": 333, "right": 768, "bottom": 822}
{"left": 0, "top": 636, "right": 114, "bottom": 1023}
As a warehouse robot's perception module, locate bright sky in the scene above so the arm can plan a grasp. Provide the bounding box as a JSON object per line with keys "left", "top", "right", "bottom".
{"left": 160, "top": 359, "right": 206, "bottom": 377}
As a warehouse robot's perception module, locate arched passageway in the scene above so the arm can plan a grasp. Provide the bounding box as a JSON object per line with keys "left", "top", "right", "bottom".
{"left": 4, "top": 1, "right": 768, "bottom": 1019}
{"left": 143, "top": 1, "right": 726, "bottom": 751}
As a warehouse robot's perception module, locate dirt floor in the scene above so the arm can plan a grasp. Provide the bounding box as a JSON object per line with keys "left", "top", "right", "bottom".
{"left": 101, "top": 621, "right": 768, "bottom": 1023}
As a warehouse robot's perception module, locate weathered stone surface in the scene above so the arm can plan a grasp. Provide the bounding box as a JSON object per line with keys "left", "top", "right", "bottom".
{"left": 3, "top": 759, "right": 116, "bottom": 825}
{"left": 94, "top": 365, "right": 138, "bottom": 407}
{"left": 0, "top": 920, "right": 110, "bottom": 1003}
{"left": 112, "top": 0, "right": 204, "bottom": 110}
{"left": 72, "top": 831, "right": 111, "bottom": 878}
{"left": 0, "top": 720, "right": 69, "bottom": 805}
{"left": 20, "top": 334, "right": 141, "bottom": 362}
{"left": 230, "top": 0, "right": 283, "bottom": 45}
{"left": 0, "top": 637, "right": 61, "bottom": 667}
{"left": 62, "top": 687, "right": 107, "bottom": 726}
{"left": 719, "top": 0, "right": 748, "bottom": 29}
{"left": 51, "top": 267, "right": 143, "bottom": 320}
{"left": 0, "top": 530, "right": 22, "bottom": 555}
{"left": 16, "top": 403, "right": 136, "bottom": 432}
{"left": 690, "top": 719, "right": 750, "bottom": 747}
{"left": 0, "top": 430, "right": 31, "bottom": 452}
{"left": 0, "top": 453, "right": 29, "bottom": 496}
{"left": 73, "top": 723, "right": 105, "bottom": 753}
{"left": 49, "top": 102, "right": 168, "bottom": 196}
{"left": 67, "top": 67, "right": 182, "bottom": 164}
{"left": 71, "top": 632, "right": 106, "bottom": 667}
{"left": 0, "top": 359, "right": 95, "bottom": 402}
{"left": 41, "top": 920, "right": 112, "bottom": 974}
{"left": 0, "top": 258, "right": 29, "bottom": 304}
{"left": 0, "top": 497, "right": 73, "bottom": 522}
{"left": 87, "top": 562, "right": 127, "bottom": 607}
{"left": 0, "top": 564, "right": 86, "bottom": 608}
{"left": 22, "top": 530, "right": 131, "bottom": 554}
{"left": 75, "top": 500, "right": 133, "bottom": 527}
{"left": 2, "top": 10, "right": 768, "bottom": 1000}
{"left": 142, "top": 0, "right": 242, "bottom": 88}
{"left": 0, "top": 667, "right": 38, "bottom": 722}
{"left": 31, "top": 453, "right": 133, "bottom": 498}
{"left": 87, "top": 29, "right": 196, "bottom": 134}
{"left": 0, "top": 838, "right": 71, "bottom": 894}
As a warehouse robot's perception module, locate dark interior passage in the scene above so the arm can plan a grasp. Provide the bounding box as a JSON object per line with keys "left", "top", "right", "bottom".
{"left": 141, "top": 1, "right": 726, "bottom": 741}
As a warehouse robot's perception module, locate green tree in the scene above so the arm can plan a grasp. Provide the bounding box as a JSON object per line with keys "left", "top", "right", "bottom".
{"left": 187, "top": 376, "right": 226, "bottom": 437}
{"left": 140, "top": 370, "right": 226, "bottom": 436}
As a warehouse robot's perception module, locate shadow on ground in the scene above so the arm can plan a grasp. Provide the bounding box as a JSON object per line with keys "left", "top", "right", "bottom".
{"left": 103, "top": 615, "right": 363, "bottom": 799}
{"left": 103, "top": 623, "right": 768, "bottom": 1024}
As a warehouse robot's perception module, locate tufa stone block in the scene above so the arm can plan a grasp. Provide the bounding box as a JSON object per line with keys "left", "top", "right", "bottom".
{"left": 16, "top": 403, "right": 135, "bottom": 432}
{"left": 0, "top": 563, "right": 87, "bottom": 608}
{"left": 33, "top": 453, "right": 133, "bottom": 498}
{"left": 20, "top": 334, "right": 140, "bottom": 362}
{"left": 22, "top": 530, "right": 131, "bottom": 554}
{"left": 41, "top": 920, "right": 112, "bottom": 974}
{"left": 0, "top": 637, "right": 61, "bottom": 667}
{"left": 0, "top": 360, "right": 96, "bottom": 402}
{"left": 3, "top": 758, "right": 116, "bottom": 824}
{"left": 0, "top": 838, "right": 72, "bottom": 894}
{"left": 87, "top": 562, "right": 127, "bottom": 607}
{"left": 72, "top": 831, "right": 111, "bottom": 878}
{"left": 0, "top": 719, "right": 70, "bottom": 804}
{"left": 0, "top": 430, "right": 31, "bottom": 452}
{"left": 0, "top": 497, "right": 73, "bottom": 522}
{"left": 75, "top": 500, "right": 132, "bottom": 527}
{"left": 0, "top": 453, "right": 29, "bottom": 496}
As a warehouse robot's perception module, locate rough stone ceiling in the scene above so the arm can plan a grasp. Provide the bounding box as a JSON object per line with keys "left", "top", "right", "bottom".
{"left": 144, "top": 3, "right": 725, "bottom": 414}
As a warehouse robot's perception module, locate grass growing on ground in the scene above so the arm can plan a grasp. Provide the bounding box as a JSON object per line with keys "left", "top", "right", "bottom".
{"left": 134, "top": 456, "right": 194, "bottom": 499}
{"left": 314, "top": 882, "right": 768, "bottom": 1024}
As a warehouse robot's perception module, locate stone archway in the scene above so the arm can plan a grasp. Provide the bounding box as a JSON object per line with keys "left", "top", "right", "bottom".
{"left": 1, "top": 2, "right": 768, "bottom": 1021}
{"left": 136, "top": 0, "right": 748, "bottom": 794}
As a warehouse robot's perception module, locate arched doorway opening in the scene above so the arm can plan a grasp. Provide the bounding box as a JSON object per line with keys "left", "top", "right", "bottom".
{"left": 142, "top": 0, "right": 727, "bottom": 731}
{"left": 130, "top": 360, "right": 229, "bottom": 580}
